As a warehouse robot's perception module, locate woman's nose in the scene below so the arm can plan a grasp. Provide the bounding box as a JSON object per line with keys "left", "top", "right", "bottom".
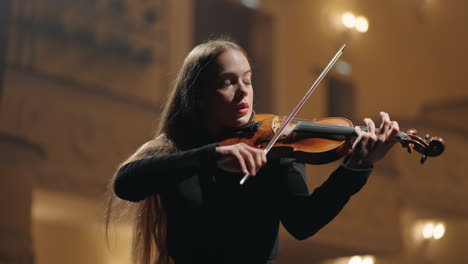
{"left": 237, "top": 81, "right": 249, "bottom": 96}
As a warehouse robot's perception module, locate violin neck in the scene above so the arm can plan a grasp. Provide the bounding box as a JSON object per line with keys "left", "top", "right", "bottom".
{"left": 294, "top": 121, "right": 404, "bottom": 139}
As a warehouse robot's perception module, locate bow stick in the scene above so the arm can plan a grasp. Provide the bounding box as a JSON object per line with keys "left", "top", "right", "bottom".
{"left": 240, "top": 44, "right": 347, "bottom": 185}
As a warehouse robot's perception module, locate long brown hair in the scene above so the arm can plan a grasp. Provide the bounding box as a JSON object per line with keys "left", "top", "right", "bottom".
{"left": 106, "top": 38, "right": 247, "bottom": 264}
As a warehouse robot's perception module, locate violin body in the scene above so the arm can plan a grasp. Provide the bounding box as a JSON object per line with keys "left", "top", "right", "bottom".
{"left": 219, "top": 114, "right": 354, "bottom": 164}
{"left": 218, "top": 114, "right": 445, "bottom": 165}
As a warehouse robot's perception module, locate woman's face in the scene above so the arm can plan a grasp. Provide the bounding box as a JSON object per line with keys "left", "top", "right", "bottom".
{"left": 201, "top": 49, "right": 254, "bottom": 131}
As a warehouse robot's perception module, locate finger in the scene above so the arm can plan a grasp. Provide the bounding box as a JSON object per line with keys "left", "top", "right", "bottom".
{"left": 376, "top": 112, "right": 390, "bottom": 145}
{"left": 379, "top": 111, "right": 392, "bottom": 137}
{"left": 232, "top": 150, "right": 248, "bottom": 175}
{"left": 241, "top": 147, "right": 257, "bottom": 176}
{"left": 380, "top": 121, "right": 401, "bottom": 155}
{"left": 360, "top": 134, "right": 370, "bottom": 154}
{"left": 256, "top": 148, "right": 267, "bottom": 168}
{"left": 239, "top": 147, "right": 257, "bottom": 176}
{"left": 392, "top": 120, "right": 399, "bottom": 132}
{"left": 364, "top": 118, "right": 376, "bottom": 139}
{"left": 352, "top": 126, "right": 364, "bottom": 150}
{"left": 249, "top": 147, "right": 263, "bottom": 171}
{"left": 387, "top": 121, "right": 400, "bottom": 140}
{"left": 364, "top": 118, "right": 377, "bottom": 149}
{"left": 245, "top": 145, "right": 264, "bottom": 172}
{"left": 353, "top": 133, "right": 370, "bottom": 161}
{"left": 355, "top": 125, "right": 364, "bottom": 136}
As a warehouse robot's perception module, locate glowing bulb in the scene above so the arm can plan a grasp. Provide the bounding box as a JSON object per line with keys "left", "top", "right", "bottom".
{"left": 355, "top": 16, "right": 369, "bottom": 32}
{"left": 336, "top": 60, "right": 352, "bottom": 76}
{"left": 349, "top": 256, "right": 362, "bottom": 264}
{"left": 342, "top": 12, "right": 356, "bottom": 28}
{"left": 362, "top": 256, "right": 375, "bottom": 264}
{"left": 422, "top": 223, "right": 434, "bottom": 239}
{"left": 241, "top": 0, "right": 260, "bottom": 9}
{"left": 433, "top": 223, "right": 445, "bottom": 239}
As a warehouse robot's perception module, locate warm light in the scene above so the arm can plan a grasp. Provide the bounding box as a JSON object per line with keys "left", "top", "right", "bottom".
{"left": 433, "top": 223, "right": 445, "bottom": 239}
{"left": 355, "top": 16, "right": 369, "bottom": 32}
{"left": 241, "top": 0, "right": 260, "bottom": 9}
{"left": 422, "top": 223, "right": 435, "bottom": 239}
{"left": 336, "top": 60, "right": 352, "bottom": 76}
{"left": 362, "top": 256, "right": 375, "bottom": 264}
{"left": 348, "top": 256, "right": 362, "bottom": 264}
{"left": 418, "top": 221, "right": 446, "bottom": 240}
{"left": 333, "top": 255, "right": 376, "bottom": 264}
{"left": 342, "top": 12, "right": 356, "bottom": 28}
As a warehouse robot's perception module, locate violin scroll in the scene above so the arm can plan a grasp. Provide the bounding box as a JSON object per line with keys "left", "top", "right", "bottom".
{"left": 399, "top": 128, "right": 445, "bottom": 164}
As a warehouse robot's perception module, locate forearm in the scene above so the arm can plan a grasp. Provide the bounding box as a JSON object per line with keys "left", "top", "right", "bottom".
{"left": 281, "top": 163, "right": 371, "bottom": 240}
{"left": 114, "top": 143, "right": 218, "bottom": 202}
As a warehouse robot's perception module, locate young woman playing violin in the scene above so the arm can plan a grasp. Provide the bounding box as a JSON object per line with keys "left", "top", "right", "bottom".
{"left": 107, "top": 39, "right": 400, "bottom": 264}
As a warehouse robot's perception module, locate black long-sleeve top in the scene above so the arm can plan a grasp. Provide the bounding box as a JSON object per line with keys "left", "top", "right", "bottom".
{"left": 114, "top": 143, "right": 371, "bottom": 264}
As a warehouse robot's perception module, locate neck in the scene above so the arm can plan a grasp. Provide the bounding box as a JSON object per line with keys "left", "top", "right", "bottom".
{"left": 205, "top": 112, "right": 257, "bottom": 141}
{"left": 294, "top": 121, "right": 405, "bottom": 140}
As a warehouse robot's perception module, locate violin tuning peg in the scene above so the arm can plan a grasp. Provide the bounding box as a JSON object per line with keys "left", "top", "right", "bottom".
{"left": 420, "top": 155, "right": 427, "bottom": 164}
{"left": 425, "top": 134, "right": 431, "bottom": 140}
{"left": 407, "top": 143, "right": 414, "bottom": 154}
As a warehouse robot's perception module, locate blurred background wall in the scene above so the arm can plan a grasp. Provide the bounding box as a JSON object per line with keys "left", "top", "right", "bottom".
{"left": 0, "top": 0, "right": 467, "bottom": 263}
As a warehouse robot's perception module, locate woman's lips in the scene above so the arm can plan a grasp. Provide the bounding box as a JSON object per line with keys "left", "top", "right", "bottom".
{"left": 236, "top": 102, "right": 249, "bottom": 115}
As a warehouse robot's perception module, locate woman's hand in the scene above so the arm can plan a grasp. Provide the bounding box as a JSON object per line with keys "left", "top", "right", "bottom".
{"left": 346, "top": 112, "right": 400, "bottom": 169}
{"left": 216, "top": 143, "right": 267, "bottom": 176}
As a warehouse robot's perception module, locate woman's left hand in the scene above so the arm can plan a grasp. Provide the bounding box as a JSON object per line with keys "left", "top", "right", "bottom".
{"left": 346, "top": 112, "right": 400, "bottom": 169}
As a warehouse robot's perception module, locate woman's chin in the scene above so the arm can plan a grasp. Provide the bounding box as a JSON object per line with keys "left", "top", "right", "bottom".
{"left": 218, "top": 110, "right": 253, "bottom": 128}
{"left": 233, "top": 111, "right": 252, "bottom": 126}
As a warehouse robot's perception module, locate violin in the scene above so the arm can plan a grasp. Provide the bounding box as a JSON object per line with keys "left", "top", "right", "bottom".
{"left": 218, "top": 114, "right": 445, "bottom": 165}
{"left": 224, "top": 45, "right": 445, "bottom": 184}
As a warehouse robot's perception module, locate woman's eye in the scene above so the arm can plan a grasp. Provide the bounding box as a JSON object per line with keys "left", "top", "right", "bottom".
{"left": 243, "top": 80, "right": 252, "bottom": 85}
{"left": 222, "top": 80, "right": 234, "bottom": 87}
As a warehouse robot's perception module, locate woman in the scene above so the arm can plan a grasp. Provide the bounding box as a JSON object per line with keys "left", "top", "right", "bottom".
{"left": 107, "top": 39, "right": 399, "bottom": 264}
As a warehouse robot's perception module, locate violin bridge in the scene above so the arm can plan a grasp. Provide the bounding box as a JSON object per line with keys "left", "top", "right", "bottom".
{"left": 272, "top": 116, "right": 281, "bottom": 134}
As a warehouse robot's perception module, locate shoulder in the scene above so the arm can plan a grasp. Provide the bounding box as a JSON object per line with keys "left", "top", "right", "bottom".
{"left": 132, "top": 135, "right": 176, "bottom": 160}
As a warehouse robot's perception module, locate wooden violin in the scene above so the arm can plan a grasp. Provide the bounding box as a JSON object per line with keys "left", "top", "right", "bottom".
{"left": 219, "top": 114, "right": 445, "bottom": 165}
{"left": 228, "top": 45, "right": 445, "bottom": 184}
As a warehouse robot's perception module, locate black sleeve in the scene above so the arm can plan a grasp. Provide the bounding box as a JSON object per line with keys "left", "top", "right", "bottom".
{"left": 113, "top": 143, "right": 219, "bottom": 202}
{"left": 279, "top": 159, "right": 371, "bottom": 240}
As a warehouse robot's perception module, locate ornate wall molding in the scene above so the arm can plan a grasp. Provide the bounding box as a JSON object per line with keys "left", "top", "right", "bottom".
{"left": 8, "top": 0, "right": 172, "bottom": 105}
{"left": 4, "top": 69, "right": 157, "bottom": 197}
{"left": 11, "top": 0, "right": 169, "bottom": 65}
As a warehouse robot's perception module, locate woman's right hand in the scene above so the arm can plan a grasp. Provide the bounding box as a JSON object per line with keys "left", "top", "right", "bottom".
{"left": 215, "top": 143, "right": 267, "bottom": 176}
